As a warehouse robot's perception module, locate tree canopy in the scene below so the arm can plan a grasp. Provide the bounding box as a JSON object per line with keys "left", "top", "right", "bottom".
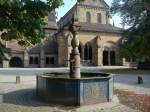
{"left": 111, "top": 0, "right": 150, "bottom": 61}
{"left": 0, "top": 0, "right": 83, "bottom": 61}
{"left": 0, "top": 0, "right": 64, "bottom": 46}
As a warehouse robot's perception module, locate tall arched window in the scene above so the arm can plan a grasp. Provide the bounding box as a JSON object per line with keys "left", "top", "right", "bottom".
{"left": 103, "top": 50, "right": 109, "bottom": 65}
{"left": 110, "top": 51, "right": 116, "bottom": 65}
{"left": 79, "top": 44, "right": 83, "bottom": 59}
{"left": 35, "top": 57, "right": 39, "bottom": 64}
{"left": 97, "top": 13, "right": 102, "bottom": 23}
{"left": 84, "top": 44, "right": 92, "bottom": 60}
{"left": 89, "top": 46, "right": 92, "bottom": 60}
{"left": 86, "top": 12, "right": 91, "bottom": 23}
{"left": 10, "top": 57, "right": 23, "bottom": 67}
{"left": 84, "top": 45, "right": 88, "bottom": 60}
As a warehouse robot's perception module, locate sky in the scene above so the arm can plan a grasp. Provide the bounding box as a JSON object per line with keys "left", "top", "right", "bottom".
{"left": 56, "top": 0, "right": 122, "bottom": 28}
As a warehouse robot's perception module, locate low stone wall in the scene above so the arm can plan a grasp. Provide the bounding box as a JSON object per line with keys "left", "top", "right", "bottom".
{"left": 36, "top": 73, "right": 113, "bottom": 106}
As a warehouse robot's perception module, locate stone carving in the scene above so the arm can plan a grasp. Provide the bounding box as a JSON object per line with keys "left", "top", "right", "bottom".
{"left": 67, "top": 33, "right": 73, "bottom": 46}
{"left": 96, "top": 34, "right": 101, "bottom": 48}
{"left": 69, "top": 22, "right": 81, "bottom": 78}
{"left": 61, "top": 31, "right": 73, "bottom": 46}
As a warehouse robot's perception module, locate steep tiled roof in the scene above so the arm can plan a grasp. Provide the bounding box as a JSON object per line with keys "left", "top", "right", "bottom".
{"left": 7, "top": 41, "right": 24, "bottom": 53}
{"left": 29, "top": 39, "right": 58, "bottom": 54}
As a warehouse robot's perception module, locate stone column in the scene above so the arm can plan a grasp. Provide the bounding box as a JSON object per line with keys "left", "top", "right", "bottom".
{"left": 95, "top": 35, "right": 103, "bottom": 66}
{"left": 24, "top": 49, "right": 29, "bottom": 67}
{"left": 40, "top": 48, "right": 45, "bottom": 68}
{"left": 2, "top": 60, "right": 9, "bottom": 68}
{"left": 97, "top": 48, "right": 103, "bottom": 66}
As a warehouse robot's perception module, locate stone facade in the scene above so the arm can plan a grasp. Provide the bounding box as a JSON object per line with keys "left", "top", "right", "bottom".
{"left": 57, "top": 0, "right": 122, "bottom": 67}
{"left": 0, "top": 0, "right": 124, "bottom": 68}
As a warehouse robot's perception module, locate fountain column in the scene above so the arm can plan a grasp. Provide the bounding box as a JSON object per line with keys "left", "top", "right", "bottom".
{"left": 69, "top": 25, "right": 81, "bottom": 78}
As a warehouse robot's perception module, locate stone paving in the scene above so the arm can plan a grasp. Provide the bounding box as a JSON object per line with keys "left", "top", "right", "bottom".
{"left": 0, "top": 75, "right": 140, "bottom": 112}
{"left": 114, "top": 74, "right": 150, "bottom": 95}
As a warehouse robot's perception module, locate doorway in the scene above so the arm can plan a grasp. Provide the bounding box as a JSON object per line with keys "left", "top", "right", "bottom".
{"left": 103, "top": 51, "right": 109, "bottom": 65}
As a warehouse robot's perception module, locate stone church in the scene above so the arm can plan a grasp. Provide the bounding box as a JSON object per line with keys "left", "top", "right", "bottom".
{"left": 0, "top": 0, "right": 123, "bottom": 68}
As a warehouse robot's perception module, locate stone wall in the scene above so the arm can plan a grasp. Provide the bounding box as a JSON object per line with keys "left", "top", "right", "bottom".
{"left": 77, "top": 5, "right": 108, "bottom": 24}
{"left": 57, "top": 30, "right": 122, "bottom": 66}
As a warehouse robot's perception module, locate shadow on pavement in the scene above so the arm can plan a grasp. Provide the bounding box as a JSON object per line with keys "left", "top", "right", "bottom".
{"left": 3, "top": 89, "right": 54, "bottom": 107}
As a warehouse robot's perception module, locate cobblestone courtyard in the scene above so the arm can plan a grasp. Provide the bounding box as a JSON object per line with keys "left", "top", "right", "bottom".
{"left": 0, "top": 68, "right": 149, "bottom": 112}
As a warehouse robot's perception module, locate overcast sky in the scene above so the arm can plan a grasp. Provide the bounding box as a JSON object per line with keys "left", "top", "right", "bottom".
{"left": 56, "top": 0, "right": 122, "bottom": 28}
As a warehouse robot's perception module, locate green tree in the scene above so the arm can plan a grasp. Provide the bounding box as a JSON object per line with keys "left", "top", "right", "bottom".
{"left": 0, "top": 0, "right": 83, "bottom": 61}
{"left": 0, "top": 0, "right": 63, "bottom": 46}
{"left": 0, "top": 42, "right": 10, "bottom": 61}
{"left": 0, "top": 0, "right": 64, "bottom": 60}
{"left": 111, "top": 0, "right": 150, "bottom": 61}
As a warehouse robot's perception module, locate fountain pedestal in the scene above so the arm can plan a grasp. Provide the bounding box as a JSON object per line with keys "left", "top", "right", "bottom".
{"left": 69, "top": 24, "right": 81, "bottom": 79}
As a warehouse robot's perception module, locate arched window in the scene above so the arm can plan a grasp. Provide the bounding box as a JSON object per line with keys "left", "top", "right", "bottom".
{"left": 45, "top": 57, "right": 55, "bottom": 65}
{"left": 50, "top": 57, "right": 55, "bottom": 64}
{"left": 45, "top": 57, "right": 50, "bottom": 65}
{"left": 29, "top": 57, "right": 34, "bottom": 64}
{"left": 84, "top": 45, "right": 88, "bottom": 60}
{"left": 86, "top": 12, "right": 91, "bottom": 23}
{"left": 84, "top": 44, "right": 92, "bottom": 60}
{"left": 110, "top": 51, "right": 116, "bottom": 65}
{"left": 10, "top": 57, "right": 23, "bottom": 67}
{"left": 78, "top": 44, "right": 82, "bottom": 59}
{"left": 89, "top": 46, "right": 92, "bottom": 60}
{"left": 97, "top": 13, "right": 102, "bottom": 23}
{"left": 103, "top": 50, "right": 109, "bottom": 65}
{"left": 35, "top": 57, "right": 39, "bottom": 64}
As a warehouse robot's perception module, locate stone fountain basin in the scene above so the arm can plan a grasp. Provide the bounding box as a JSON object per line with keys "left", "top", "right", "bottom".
{"left": 36, "top": 72, "right": 113, "bottom": 106}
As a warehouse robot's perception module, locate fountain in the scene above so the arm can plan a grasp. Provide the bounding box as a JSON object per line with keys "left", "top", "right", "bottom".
{"left": 36, "top": 22, "right": 113, "bottom": 106}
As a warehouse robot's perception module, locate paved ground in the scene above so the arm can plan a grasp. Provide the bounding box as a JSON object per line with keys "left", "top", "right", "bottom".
{"left": 0, "top": 75, "right": 138, "bottom": 112}
{"left": 0, "top": 66, "right": 133, "bottom": 75}
{"left": 0, "top": 67, "right": 149, "bottom": 112}
{"left": 114, "top": 74, "right": 150, "bottom": 95}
